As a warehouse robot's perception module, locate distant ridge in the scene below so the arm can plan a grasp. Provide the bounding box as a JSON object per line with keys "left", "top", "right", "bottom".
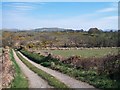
{"left": 33, "top": 27, "right": 73, "bottom": 32}
{"left": 2, "top": 28, "right": 19, "bottom": 31}
{"left": 1, "top": 27, "right": 117, "bottom": 32}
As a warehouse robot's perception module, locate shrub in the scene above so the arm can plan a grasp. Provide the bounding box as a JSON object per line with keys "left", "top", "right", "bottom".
{"left": 41, "top": 62, "right": 51, "bottom": 67}
{"left": 63, "top": 54, "right": 120, "bottom": 79}
{"left": 20, "top": 49, "right": 120, "bottom": 80}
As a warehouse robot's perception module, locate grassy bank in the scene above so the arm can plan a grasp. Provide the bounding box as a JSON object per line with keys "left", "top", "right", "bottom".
{"left": 10, "top": 50, "right": 28, "bottom": 88}
{"left": 20, "top": 49, "right": 120, "bottom": 88}
{"left": 16, "top": 51, "right": 68, "bottom": 88}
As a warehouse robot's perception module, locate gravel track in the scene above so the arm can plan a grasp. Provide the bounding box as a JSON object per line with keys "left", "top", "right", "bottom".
{"left": 18, "top": 51, "right": 95, "bottom": 88}
{"left": 13, "top": 50, "right": 52, "bottom": 88}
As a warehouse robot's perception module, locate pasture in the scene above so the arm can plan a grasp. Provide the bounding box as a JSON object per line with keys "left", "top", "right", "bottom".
{"left": 40, "top": 47, "right": 119, "bottom": 58}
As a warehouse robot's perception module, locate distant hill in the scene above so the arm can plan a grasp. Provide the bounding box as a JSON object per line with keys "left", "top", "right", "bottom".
{"left": 30, "top": 28, "right": 89, "bottom": 32}
{"left": 32, "top": 27, "right": 72, "bottom": 32}
{"left": 1, "top": 27, "right": 117, "bottom": 32}
{"left": 2, "top": 29, "right": 19, "bottom": 32}
{"left": 1, "top": 28, "right": 73, "bottom": 32}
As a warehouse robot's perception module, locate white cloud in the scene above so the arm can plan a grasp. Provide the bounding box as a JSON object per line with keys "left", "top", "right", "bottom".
{"left": 3, "top": 2, "right": 35, "bottom": 11}
{"left": 111, "top": 2, "right": 118, "bottom": 8}
{"left": 97, "top": 7, "right": 117, "bottom": 13}
{"left": 86, "top": 16, "right": 118, "bottom": 30}
{"left": 101, "top": 16, "right": 118, "bottom": 20}
{"left": 13, "top": 6, "right": 35, "bottom": 11}
{"left": 2, "top": 11, "right": 118, "bottom": 30}
{"left": 97, "top": 2, "right": 118, "bottom": 13}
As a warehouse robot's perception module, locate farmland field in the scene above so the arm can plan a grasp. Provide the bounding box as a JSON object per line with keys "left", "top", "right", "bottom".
{"left": 40, "top": 47, "right": 119, "bottom": 58}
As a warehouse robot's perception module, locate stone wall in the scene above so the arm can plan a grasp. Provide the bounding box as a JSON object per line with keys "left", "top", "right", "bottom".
{"left": 2, "top": 48, "right": 15, "bottom": 88}
{"left": 0, "top": 54, "right": 2, "bottom": 89}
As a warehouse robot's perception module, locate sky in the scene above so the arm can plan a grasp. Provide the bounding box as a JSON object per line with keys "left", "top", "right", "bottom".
{"left": 1, "top": 2, "right": 118, "bottom": 30}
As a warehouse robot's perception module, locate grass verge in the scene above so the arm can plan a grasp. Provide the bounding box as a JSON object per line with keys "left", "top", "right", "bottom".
{"left": 10, "top": 49, "right": 28, "bottom": 88}
{"left": 16, "top": 51, "right": 68, "bottom": 88}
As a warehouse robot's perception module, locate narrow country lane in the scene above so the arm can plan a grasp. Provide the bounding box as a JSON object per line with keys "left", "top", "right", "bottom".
{"left": 12, "top": 50, "right": 52, "bottom": 88}
{"left": 18, "top": 51, "right": 96, "bottom": 88}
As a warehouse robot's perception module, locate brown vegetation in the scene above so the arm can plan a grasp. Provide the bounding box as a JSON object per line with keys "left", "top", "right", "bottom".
{"left": 2, "top": 28, "right": 119, "bottom": 48}
{"left": 62, "top": 54, "right": 120, "bottom": 79}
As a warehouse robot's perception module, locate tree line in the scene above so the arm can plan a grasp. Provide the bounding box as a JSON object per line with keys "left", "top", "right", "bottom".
{"left": 2, "top": 28, "right": 120, "bottom": 48}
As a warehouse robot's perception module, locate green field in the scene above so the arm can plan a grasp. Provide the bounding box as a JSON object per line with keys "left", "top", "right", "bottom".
{"left": 40, "top": 47, "right": 119, "bottom": 58}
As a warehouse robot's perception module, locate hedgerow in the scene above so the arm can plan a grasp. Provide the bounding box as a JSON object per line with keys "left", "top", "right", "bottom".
{"left": 20, "top": 49, "right": 120, "bottom": 88}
